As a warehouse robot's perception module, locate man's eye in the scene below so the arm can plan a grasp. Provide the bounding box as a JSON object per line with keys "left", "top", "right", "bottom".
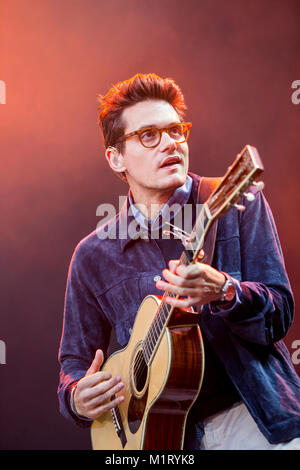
{"left": 169, "top": 125, "right": 183, "bottom": 137}
{"left": 142, "top": 129, "right": 157, "bottom": 140}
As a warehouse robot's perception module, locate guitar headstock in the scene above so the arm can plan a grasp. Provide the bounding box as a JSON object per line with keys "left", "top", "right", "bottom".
{"left": 184, "top": 145, "right": 264, "bottom": 258}
{"left": 207, "top": 144, "right": 264, "bottom": 219}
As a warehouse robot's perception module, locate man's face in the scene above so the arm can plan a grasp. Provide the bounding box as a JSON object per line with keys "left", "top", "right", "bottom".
{"left": 119, "top": 99, "right": 189, "bottom": 199}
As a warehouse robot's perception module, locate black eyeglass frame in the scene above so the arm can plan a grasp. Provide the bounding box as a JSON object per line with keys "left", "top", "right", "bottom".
{"left": 114, "top": 122, "right": 192, "bottom": 149}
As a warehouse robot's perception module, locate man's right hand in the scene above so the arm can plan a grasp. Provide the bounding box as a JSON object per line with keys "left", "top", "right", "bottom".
{"left": 73, "top": 349, "right": 125, "bottom": 419}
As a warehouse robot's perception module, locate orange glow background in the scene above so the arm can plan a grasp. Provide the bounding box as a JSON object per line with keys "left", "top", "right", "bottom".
{"left": 0, "top": 0, "right": 299, "bottom": 449}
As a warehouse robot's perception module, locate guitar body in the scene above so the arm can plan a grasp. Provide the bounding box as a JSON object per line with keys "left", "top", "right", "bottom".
{"left": 91, "top": 295, "right": 204, "bottom": 450}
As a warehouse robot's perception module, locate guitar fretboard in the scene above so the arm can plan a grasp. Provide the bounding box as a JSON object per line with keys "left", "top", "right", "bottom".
{"left": 142, "top": 244, "right": 196, "bottom": 365}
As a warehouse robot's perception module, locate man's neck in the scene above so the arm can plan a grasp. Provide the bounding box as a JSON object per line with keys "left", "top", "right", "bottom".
{"left": 129, "top": 187, "right": 175, "bottom": 220}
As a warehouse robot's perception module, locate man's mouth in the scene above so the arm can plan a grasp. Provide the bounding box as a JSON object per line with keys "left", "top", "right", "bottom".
{"left": 160, "top": 155, "right": 183, "bottom": 168}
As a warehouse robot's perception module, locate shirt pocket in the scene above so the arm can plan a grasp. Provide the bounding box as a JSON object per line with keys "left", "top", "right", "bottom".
{"left": 213, "top": 236, "right": 242, "bottom": 279}
{"left": 212, "top": 210, "right": 242, "bottom": 277}
{"left": 96, "top": 272, "right": 163, "bottom": 347}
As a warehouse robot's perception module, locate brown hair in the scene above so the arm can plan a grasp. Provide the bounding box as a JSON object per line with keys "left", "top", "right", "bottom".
{"left": 97, "top": 73, "right": 187, "bottom": 151}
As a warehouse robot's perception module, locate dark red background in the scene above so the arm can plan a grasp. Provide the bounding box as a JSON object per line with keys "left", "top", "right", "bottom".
{"left": 0, "top": 0, "right": 299, "bottom": 450}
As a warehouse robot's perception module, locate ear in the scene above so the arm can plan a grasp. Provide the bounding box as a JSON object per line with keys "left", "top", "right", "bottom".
{"left": 105, "top": 147, "right": 126, "bottom": 175}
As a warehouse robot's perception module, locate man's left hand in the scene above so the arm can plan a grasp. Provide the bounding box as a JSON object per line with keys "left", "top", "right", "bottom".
{"left": 156, "top": 259, "right": 227, "bottom": 309}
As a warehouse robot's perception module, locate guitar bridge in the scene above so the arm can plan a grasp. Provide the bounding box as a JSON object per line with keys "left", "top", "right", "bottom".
{"left": 110, "top": 395, "right": 127, "bottom": 448}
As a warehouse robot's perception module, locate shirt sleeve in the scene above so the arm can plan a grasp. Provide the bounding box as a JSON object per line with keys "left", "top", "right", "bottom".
{"left": 209, "top": 277, "right": 243, "bottom": 312}
{"left": 57, "top": 241, "right": 112, "bottom": 427}
{"left": 208, "top": 188, "right": 294, "bottom": 345}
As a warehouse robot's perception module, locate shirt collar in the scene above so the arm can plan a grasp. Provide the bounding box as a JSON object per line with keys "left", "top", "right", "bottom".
{"left": 118, "top": 175, "right": 193, "bottom": 252}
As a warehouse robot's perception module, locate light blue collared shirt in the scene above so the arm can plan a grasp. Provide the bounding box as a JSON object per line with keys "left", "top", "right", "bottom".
{"left": 128, "top": 174, "right": 193, "bottom": 233}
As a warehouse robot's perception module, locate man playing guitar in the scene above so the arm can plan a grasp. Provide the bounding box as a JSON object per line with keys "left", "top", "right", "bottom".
{"left": 58, "top": 73, "right": 300, "bottom": 450}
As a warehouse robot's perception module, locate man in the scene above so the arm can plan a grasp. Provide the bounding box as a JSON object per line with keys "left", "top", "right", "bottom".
{"left": 58, "top": 73, "right": 300, "bottom": 449}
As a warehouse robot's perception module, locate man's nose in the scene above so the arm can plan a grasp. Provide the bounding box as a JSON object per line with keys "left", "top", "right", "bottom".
{"left": 159, "top": 129, "right": 178, "bottom": 151}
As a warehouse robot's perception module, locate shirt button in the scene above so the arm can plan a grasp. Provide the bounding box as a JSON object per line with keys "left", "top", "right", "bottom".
{"left": 153, "top": 275, "right": 161, "bottom": 282}
{"left": 129, "top": 328, "right": 133, "bottom": 335}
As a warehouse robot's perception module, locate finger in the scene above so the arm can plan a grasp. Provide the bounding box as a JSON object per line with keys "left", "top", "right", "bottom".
{"left": 88, "top": 375, "right": 124, "bottom": 400}
{"left": 161, "top": 269, "right": 196, "bottom": 287}
{"left": 88, "top": 378, "right": 125, "bottom": 405}
{"left": 74, "top": 375, "right": 123, "bottom": 416}
{"left": 175, "top": 263, "right": 204, "bottom": 279}
{"left": 168, "top": 259, "right": 180, "bottom": 274}
{"left": 89, "top": 394, "right": 125, "bottom": 420}
{"left": 85, "top": 349, "right": 104, "bottom": 376}
{"left": 165, "top": 295, "right": 199, "bottom": 309}
{"left": 168, "top": 260, "right": 203, "bottom": 279}
{"left": 197, "top": 249, "right": 205, "bottom": 260}
{"left": 78, "top": 370, "right": 112, "bottom": 390}
{"left": 157, "top": 278, "right": 197, "bottom": 297}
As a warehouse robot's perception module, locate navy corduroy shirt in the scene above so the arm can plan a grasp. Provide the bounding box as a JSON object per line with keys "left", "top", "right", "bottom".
{"left": 58, "top": 173, "right": 300, "bottom": 448}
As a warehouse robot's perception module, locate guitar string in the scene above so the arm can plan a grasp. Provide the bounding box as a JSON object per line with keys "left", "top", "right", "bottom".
{"left": 132, "top": 283, "right": 181, "bottom": 377}
{"left": 132, "top": 250, "right": 192, "bottom": 382}
{"left": 132, "top": 254, "right": 188, "bottom": 380}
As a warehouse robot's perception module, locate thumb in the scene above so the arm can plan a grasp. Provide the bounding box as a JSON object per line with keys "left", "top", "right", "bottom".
{"left": 85, "top": 349, "right": 104, "bottom": 376}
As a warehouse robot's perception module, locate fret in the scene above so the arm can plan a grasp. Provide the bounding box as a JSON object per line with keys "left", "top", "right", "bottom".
{"left": 143, "top": 341, "right": 150, "bottom": 364}
{"left": 143, "top": 258, "right": 198, "bottom": 365}
{"left": 152, "top": 314, "right": 160, "bottom": 342}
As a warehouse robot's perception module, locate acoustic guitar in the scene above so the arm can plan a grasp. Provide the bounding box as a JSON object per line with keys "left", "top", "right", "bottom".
{"left": 91, "top": 145, "right": 264, "bottom": 450}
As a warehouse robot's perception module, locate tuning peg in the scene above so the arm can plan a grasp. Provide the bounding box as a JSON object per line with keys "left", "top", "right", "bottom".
{"left": 252, "top": 181, "right": 265, "bottom": 191}
{"left": 231, "top": 203, "right": 246, "bottom": 212}
{"left": 243, "top": 192, "right": 255, "bottom": 202}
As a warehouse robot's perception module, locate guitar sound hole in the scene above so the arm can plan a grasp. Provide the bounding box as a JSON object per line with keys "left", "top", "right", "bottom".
{"left": 133, "top": 349, "right": 148, "bottom": 393}
{"left": 128, "top": 348, "right": 149, "bottom": 434}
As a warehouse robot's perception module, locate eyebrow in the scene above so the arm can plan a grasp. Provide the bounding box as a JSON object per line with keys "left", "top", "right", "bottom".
{"left": 135, "top": 121, "right": 180, "bottom": 131}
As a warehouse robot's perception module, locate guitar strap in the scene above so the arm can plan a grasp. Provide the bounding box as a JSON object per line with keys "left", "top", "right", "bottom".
{"left": 196, "top": 176, "right": 221, "bottom": 266}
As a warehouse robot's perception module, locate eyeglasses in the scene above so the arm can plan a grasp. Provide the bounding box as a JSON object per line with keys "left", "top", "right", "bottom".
{"left": 115, "top": 122, "right": 192, "bottom": 149}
